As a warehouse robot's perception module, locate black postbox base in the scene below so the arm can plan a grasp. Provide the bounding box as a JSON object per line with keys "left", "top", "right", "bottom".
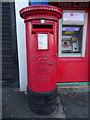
{"left": 27, "top": 88, "right": 57, "bottom": 115}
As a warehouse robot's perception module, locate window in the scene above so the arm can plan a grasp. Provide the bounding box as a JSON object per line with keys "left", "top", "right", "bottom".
{"left": 62, "top": 25, "right": 83, "bottom": 53}
{"left": 58, "top": 11, "right": 88, "bottom": 57}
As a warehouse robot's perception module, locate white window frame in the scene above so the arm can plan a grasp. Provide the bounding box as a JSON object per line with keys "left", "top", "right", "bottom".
{"left": 58, "top": 10, "right": 88, "bottom": 57}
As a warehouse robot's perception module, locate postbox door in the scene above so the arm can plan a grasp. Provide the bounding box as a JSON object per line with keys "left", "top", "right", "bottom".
{"left": 27, "top": 23, "right": 57, "bottom": 92}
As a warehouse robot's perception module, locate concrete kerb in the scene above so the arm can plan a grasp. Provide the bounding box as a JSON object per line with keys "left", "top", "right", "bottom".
{"left": 57, "top": 84, "right": 89, "bottom": 94}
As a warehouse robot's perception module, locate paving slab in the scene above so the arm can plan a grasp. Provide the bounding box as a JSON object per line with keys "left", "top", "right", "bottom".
{"left": 57, "top": 86, "right": 89, "bottom": 118}
{"left": 2, "top": 86, "right": 89, "bottom": 119}
{"left": 2, "top": 88, "right": 66, "bottom": 119}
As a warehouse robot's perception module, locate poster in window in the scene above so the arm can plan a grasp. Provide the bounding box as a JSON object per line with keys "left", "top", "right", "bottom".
{"left": 63, "top": 12, "right": 84, "bottom": 21}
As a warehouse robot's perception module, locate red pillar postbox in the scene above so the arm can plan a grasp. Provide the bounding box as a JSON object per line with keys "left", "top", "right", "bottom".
{"left": 20, "top": 5, "right": 62, "bottom": 115}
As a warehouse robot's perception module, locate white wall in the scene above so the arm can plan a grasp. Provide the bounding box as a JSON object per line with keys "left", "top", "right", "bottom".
{"left": 15, "top": 0, "right": 29, "bottom": 91}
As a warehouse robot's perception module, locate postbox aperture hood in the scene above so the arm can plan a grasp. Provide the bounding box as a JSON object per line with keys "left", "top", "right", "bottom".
{"left": 19, "top": 5, "right": 62, "bottom": 22}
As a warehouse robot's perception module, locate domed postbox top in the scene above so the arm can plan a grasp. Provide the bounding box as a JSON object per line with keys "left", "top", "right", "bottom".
{"left": 20, "top": 5, "right": 62, "bottom": 21}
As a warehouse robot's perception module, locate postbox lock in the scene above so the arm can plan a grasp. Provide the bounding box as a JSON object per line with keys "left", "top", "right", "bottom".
{"left": 49, "top": 62, "right": 55, "bottom": 65}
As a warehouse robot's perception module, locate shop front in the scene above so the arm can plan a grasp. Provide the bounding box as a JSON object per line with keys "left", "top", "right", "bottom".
{"left": 52, "top": 2, "right": 89, "bottom": 83}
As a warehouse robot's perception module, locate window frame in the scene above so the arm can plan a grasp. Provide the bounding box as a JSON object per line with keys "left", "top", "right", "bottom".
{"left": 58, "top": 10, "right": 88, "bottom": 57}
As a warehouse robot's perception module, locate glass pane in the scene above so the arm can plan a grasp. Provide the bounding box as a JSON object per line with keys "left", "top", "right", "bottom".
{"left": 63, "top": 12, "right": 84, "bottom": 21}
{"left": 61, "top": 25, "right": 83, "bottom": 53}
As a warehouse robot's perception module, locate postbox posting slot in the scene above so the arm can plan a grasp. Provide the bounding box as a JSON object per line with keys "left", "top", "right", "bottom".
{"left": 32, "top": 24, "right": 53, "bottom": 34}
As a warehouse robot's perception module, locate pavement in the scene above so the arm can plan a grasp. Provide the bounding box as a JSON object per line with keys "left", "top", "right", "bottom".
{"left": 1, "top": 85, "right": 90, "bottom": 119}
{"left": 57, "top": 85, "right": 89, "bottom": 119}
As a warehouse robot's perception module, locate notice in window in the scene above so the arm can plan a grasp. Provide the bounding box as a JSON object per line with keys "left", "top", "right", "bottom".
{"left": 63, "top": 12, "right": 84, "bottom": 21}
{"left": 38, "top": 34, "right": 48, "bottom": 50}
